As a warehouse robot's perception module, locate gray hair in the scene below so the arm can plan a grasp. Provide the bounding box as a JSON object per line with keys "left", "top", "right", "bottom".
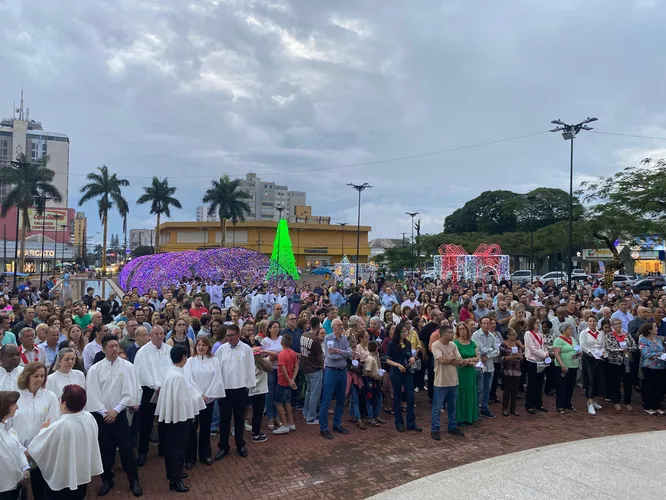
{"left": 18, "top": 327, "right": 35, "bottom": 339}
{"left": 369, "top": 316, "right": 381, "bottom": 327}
{"left": 559, "top": 323, "right": 572, "bottom": 333}
{"left": 348, "top": 315, "right": 364, "bottom": 329}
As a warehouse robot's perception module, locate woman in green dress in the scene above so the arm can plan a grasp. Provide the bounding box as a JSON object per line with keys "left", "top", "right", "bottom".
{"left": 454, "top": 322, "right": 480, "bottom": 425}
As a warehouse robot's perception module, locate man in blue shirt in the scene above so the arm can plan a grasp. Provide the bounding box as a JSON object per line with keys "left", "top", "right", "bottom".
{"left": 329, "top": 287, "right": 345, "bottom": 309}
{"left": 610, "top": 299, "right": 634, "bottom": 332}
{"left": 319, "top": 318, "right": 352, "bottom": 439}
{"left": 39, "top": 326, "right": 61, "bottom": 366}
{"left": 381, "top": 286, "right": 398, "bottom": 309}
{"left": 322, "top": 307, "right": 338, "bottom": 334}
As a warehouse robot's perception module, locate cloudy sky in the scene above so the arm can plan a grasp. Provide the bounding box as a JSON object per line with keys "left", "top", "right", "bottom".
{"left": 2, "top": 0, "right": 666, "bottom": 241}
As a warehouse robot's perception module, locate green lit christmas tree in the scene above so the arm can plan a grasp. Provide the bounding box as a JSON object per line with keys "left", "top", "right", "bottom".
{"left": 265, "top": 219, "right": 300, "bottom": 280}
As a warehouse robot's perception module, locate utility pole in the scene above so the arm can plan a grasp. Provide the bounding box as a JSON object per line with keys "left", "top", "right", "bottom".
{"left": 527, "top": 194, "right": 536, "bottom": 282}
{"left": 550, "top": 117, "right": 597, "bottom": 287}
{"left": 338, "top": 222, "right": 348, "bottom": 259}
{"left": 405, "top": 212, "right": 420, "bottom": 280}
{"left": 348, "top": 183, "right": 372, "bottom": 284}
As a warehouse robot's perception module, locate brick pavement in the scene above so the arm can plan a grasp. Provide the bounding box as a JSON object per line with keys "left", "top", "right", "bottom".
{"left": 94, "top": 388, "right": 666, "bottom": 499}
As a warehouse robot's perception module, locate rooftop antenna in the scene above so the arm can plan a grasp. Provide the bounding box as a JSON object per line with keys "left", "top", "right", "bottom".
{"left": 18, "top": 86, "right": 24, "bottom": 121}
{"left": 12, "top": 99, "right": 16, "bottom": 120}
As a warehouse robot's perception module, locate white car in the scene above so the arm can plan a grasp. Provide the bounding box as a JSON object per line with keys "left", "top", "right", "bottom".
{"left": 511, "top": 270, "right": 533, "bottom": 282}
{"left": 422, "top": 268, "right": 438, "bottom": 281}
{"left": 612, "top": 275, "right": 635, "bottom": 286}
{"left": 538, "top": 271, "right": 568, "bottom": 284}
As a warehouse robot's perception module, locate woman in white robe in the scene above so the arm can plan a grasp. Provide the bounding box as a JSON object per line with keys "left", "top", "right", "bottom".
{"left": 28, "top": 384, "right": 103, "bottom": 499}
{"left": 183, "top": 336, "right": 225, "bottom": 468}
{"left": 14, "top": 362, "right": 60, "bottom": 500}
{"left": 0, "top": 390, "right": 30, "bottom": 500}
{"left": 46, "top": 349, "right": 86, "bottom": 399}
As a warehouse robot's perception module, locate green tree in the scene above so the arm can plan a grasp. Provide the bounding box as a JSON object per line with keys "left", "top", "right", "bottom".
{"left": 79, "top": 166, "right": 130, "bottom": 274}
{"left": 202, "top": 175, "right": 251, "bottom": 248}
{"left": 131, "top": 245, "right": 155, "bottom": 258}
{"left": 515, "top": 188, "right": 583, "bottom": 232}
{"left": 0, "top": 153, "right": 63, "bottom": 273}
{"left": 443, "top": 207, "right": 477, "bottom": 233}
{"left": 137, "top": 177, "right": 182, "bottom": 253}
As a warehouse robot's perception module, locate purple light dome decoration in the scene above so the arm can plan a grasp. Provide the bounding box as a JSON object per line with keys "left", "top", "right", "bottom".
{"left": 119, "top": 248, "right": 296, "bottom": 296}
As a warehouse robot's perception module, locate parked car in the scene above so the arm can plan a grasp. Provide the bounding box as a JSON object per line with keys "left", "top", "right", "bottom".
{"left": 510, "top": 270, "right": 533, "bottom": 283}
{"left": 310, "top": 266, "right": 332, "bottom": 275}
{"left": 538, "top": 271, "right": 568, "bottom": 284}
{"left": 571, "top": 269, "right": 587, "bottom": 275}
{"left": 633, "top": 277, "right": 666, "bottom": 292}
{"left": 571, "top": 273, "right": 593, "bottom": 282}
{"left": 422, "top": 268, "right": 437, "bottom": 282}
{"left": 612, "top": 275, "right": 635, "bottom": 286}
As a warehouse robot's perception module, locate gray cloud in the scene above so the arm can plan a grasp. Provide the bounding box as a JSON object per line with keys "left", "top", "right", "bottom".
{"left": 1, "top": 0, "right": 666, "bottom": 241}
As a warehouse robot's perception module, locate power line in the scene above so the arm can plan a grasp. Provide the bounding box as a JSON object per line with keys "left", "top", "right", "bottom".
{"left": 67, "top": 130, "right": 550, "bottom": 181}
{"left": 590, "top": 131, "right": 666, "bottom": 141}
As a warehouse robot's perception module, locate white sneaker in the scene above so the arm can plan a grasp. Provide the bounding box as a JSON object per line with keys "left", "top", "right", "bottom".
{"left": 414, "top": 387, "right": 419, "bottom": 393}
{"left": 645, "top": 409, "right": 656, "bottom": 415}
{"left": 272, "top": 425, "right": 290, "bottom": 435}
{"left": 657, "top": 409, "right": 665, "bottom": 415}
{"left": 288, "top": 424, "right": 296, "bottom": 431}
{"left": 306, "top": 419, "right": 319, "bottom": 425}
{"left": 244, "top": 421, "right": 252, "bottom": 431}
{"left": 587, "top": 404, "right": 596, "bottom": 415}
{"left": 593, "top": 403, "right": 602, "bottom": 410}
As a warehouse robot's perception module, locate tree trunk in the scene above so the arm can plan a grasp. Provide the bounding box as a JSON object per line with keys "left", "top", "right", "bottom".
{"left": 123, "top": 223, "right": 127, "bottom": 263}
{"left": 594, "top": 231, "right": 623, "bottom": 289}
{"left": 220, "top": 218, "right": 227, "bottom": 248}
{"left": 155, "top": 213, "right": 161, "bottom": 254}
{"left": 102, "top": 213, "right": 108, "bottom": 274}
{"left": 19, "top": 207, "right": 29, "bottom": 273}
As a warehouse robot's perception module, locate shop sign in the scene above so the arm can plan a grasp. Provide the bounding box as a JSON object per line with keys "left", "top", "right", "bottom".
{"left": 19, "top": 249, "right": 55, "bottom": 258}
{"left": 582, "top": 248, "right": 614, "bottom": 261}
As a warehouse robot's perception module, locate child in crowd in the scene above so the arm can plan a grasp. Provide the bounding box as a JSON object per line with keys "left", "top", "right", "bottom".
{"left": 273, "top": 333, "right": 299, "bottom": 435}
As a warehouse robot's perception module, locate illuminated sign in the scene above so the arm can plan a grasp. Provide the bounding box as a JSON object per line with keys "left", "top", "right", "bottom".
{"left": 19, "top": 249, "right": 56, "bottom": 258}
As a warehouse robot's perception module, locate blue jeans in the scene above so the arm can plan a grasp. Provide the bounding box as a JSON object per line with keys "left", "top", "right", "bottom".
{"left": 303, "top": 370, "right": 323, "bottom": 422}
{"left": 366, "top": 386, "right": 383, "bottom": 420}
{"left": 319, "top": 367, "right": 347, "bottom": 433}
{"left": 266, "top": 369, "right": 278, "bottom": 420}
{"left": 349, "top": 384, "right": 360, "bottom": 419}
{"left": 476, "top": 371, "right": 493, "bottom": 412}
{"left": 211, "top": 399, "right": 220, "bottom": 431}
{"left": 432, "top": 386, "right": 458, "bottom": 432}
{"left": 390, "top": 369, "right": 416, "bottom": 429}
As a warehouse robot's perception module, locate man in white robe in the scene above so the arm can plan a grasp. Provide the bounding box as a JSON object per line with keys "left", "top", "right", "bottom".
{"left": 155, "top": 345, "right": 206, "bottom": 493}
{"left": 86, "top": 334, "right": 144, "bottom": 497}
{"left": 133, "top": 325, "right": 172, "bottom": 466}
{"left": 0, "top": 344, "right": 23, "bottom": 390}
{"left": 17, "top": 327, "right": 47, "bottom": 366}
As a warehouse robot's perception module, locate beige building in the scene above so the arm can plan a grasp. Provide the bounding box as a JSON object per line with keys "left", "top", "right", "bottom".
{"left": 73, "top": 212, "right": 87, "bottom": 256}
{"left": 0, "top": 93, "right": 70, "bottom": 209}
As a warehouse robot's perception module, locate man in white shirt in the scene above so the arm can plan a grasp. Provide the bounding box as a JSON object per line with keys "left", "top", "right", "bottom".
{"left": 471, "top": 318, "right": 499, "bottom": 419}
{"left": 0, "top": 344, "right": 23, "bottom": 390}
{"left": 214, "top": 324, "right": 256, "bottom": 460}
{"left": 134, "top": 325, "right": 172, "bottom": 467}
{"left": 401, "top": 291, "right": 420, "bottom": 310}
{"left": 86, "top": 334, "right": 143, "bottom": 497}
{"left": 18, "top": 327, "right": 47, "bottom": 366}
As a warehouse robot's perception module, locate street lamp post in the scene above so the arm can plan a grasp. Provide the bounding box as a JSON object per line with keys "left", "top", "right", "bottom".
{"left": 550, "top": 117, "right": 598, "bottom": 287}
{"left": 35, "top": 193, "right": 53, "bottom": 288}
{"left": 348, "top": 183, "right": 372, "bottom": 284}
{"left": 60, "top": 223, "right": 67, "bottom": 270}
{"left": 338, "top": 223, "right": 348, "bottom": 259}
{"left": 405, "top": 212, "right": 420, "bottom": 280}
{"left": 9, "top": 152, "right": 25, "bottom": 291}
{"left": 526, "top": 194, "right": 536, "bottom": 283}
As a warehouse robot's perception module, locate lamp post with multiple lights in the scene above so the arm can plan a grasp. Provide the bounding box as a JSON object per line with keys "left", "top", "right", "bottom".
{"left": 348, "top": 183, "right": 372, "bottom": 283}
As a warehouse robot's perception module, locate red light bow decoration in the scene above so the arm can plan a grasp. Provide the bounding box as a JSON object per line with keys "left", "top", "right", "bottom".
{"left": 436, "top": 243, "right": 508, "bottom": 281}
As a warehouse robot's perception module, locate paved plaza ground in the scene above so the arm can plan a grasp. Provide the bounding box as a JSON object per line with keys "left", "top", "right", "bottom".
{"left": 94, "top": 388, "right": 666, "bottom": 499}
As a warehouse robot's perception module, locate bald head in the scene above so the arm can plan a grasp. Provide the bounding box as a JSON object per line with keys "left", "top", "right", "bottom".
{"left": 150, "top": 325, "right": 165, "bottom": 347}
{"left": 637, "top": 306, "right": 650, "bottom": 320}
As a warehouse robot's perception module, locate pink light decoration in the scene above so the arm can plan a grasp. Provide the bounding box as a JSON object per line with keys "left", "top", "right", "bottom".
{"left": 437, "top": 243, "right": 506, "bottom": 281}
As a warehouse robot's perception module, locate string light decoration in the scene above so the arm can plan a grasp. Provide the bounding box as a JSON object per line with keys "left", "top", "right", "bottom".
{"left": 119, "top": 247, "right": 296, "bottom": 295}
{"left": 265, "top": 219, "right": 300, "bottom": 280}
{"left": 332, "top": 255, "right": 377, "bottom": 284}
{"left": 434, "top": 243, "right": 510, "bottom": 281}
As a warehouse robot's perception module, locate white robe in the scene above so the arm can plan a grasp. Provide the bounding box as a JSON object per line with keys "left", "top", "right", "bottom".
{"left": 0, "top": 423, "right": 29, "bottom": 493}
{"left": 155, "top": 366, "right": 205, "bottom": 424}
{"left": 250, "top": 293, "right": 265, "bottom": 316}
{"left": 0, "top": 365, "right": 23, "bottom": 391}
{"left": 46, "top": 370, "right": 86, "bottom": 399}
{"left": 85, "top": 357, "right": 140, "bottom": 414}
{"left": 184, "top": 356, "right": 226, "bottom": 400}
{"left": 13, "top": 388, "right": 61, "bottom": 447}
{"left": 133, "top": 341, "right": 172, "bottom": 389}
{"left": 28, "top": 411, "right": 103, "bottom": 491}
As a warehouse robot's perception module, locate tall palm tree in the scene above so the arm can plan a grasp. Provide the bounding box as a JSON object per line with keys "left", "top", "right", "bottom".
{"left": 137, "top": 177, "right": 182, "bottom": 253}
{"left": 0, "top": 153, "right": 62, "bottom": 273}
{"left": 202, "top": 175, "right": 251, "bottom": 248}
{"left": 78, "top": 165, "right": 129, "bottom": 274}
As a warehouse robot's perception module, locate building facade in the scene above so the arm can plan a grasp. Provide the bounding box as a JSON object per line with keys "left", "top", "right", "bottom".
{"left": 195, "top": 173, "right": 307, "bottom": 223}
{"left": 157, "top": 220, "right": 371, "bottom": 269}
{"left": 129, "top": 229, "right": 155, "bottom": 251}
{"left": 0, "top": 94, "right": 70, "bottom": 209}
{"left": 73, "top": 212, "right": 87, "bottom": 256}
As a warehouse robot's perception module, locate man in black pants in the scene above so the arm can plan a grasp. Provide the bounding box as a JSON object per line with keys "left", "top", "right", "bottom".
{"left": 86, "top": 335, "right": 143, "bottom": 497}
{"left": 418, "top": 309, "right": 442, "bottom": 403}
{"left": 214, "top": 324, "right": 256, "bottom": 459}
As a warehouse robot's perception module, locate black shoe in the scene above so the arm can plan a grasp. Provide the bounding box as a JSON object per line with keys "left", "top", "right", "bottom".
{"left": 185, "top": 463, "right": 194, "bottom": 470}
{"left": 537, "top": 407, "right": 549, "bottom": 413}
{"left": 320, "top": 430, "right": 333, "bottom": 439}
{"left": 333, "top": 426, "right": 349, "bottom": 434}
{"left": 157, "top": 447, "right": 165, "bottom": 457}
{"left": 203, "top": 458, "right": 213, "bottom": 466}
{"left": 169, "top": 481, "right": 190, "bottom": 493}
{"left": 431, "top": 431, "right": 441, "bottom": 441}
{"left": 396, "top": 425, "right": 405, "bottom": 432}
{"left": 97, "top": 479, "right": 114, "bottom": 497}
{"left": 237, "top": 447, "right": 248, "bottom": 458}
{"left": 129, "top": 479, "right": 143, "bottom": 497}
{"left": 136, "top": 453, "right": 147, "bottom": 467}
{"left": 215, "top": 448, "right": 230, "bottom": 461}
{"left": 407, "top": 425, "right": 422, "bottom": 432}
{"left": 448, "top": 428, "right": 465, "bottom": 437}
{"left": 527, "top": 409, "right": 537, "bottom": 415}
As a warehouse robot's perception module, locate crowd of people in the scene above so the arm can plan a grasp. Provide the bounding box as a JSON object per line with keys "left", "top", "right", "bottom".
{"left": 1, "top": 271, "right": 666, "bottom": 498}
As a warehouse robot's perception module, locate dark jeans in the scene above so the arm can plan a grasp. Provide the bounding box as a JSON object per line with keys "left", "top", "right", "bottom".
{"left": 93, "top": 411, "right": 139, "bottom": 482}
{"left": 525, "top": 362, "right": 545, "bottom": 410}
{"left": 319, "top": 367, "right": 347, "bottom": 433}
{"left": 30, "top": 467, "right": 45, "bottom": 500}
{"left": 582, "top": 355, "right": 604, "bottom": 399}
{"left": 642, "top": 368, "right": 665, "bottom": 411}
{"left": 556, "top": 367, "right": 578, "bottom": 409}
{"left": 502, "top": 375, "right": 520, "bottom": 412}
{"left": 489, "top": 363, "right": 502, "bottom": 400}
{"left": 218, "top": 388, "right": 248, "bottom": 452}
{"left": 426, "top": 356, "right": 435, "bottom": 401}
{"left": 186, "top": 401, "right": 214, "bottom": 463}
{"left": 139, "top": 387, "right": 166, "bottom": 455}
{"left": 250, "top": 393, "right": 267, "bottom": 435}
{"left": 544, "top": 364, "right": 559, "bottom": 393}
{"left": 605, "top": 362, "right": 633, "bottom": 405}
{"left": 431, "top": 386, "right": 457, "bottom": 432}
{"left": 390, "top": 369, "right": 416, "bottom": 429}
{"left": 0, "top": 489, "right": 19, "bottom": 500}
{"left": 164, "top": 420, "right": 192, "bottom": 483}
{"left": 44, "top": 483, "right": 88, "bottom": 499}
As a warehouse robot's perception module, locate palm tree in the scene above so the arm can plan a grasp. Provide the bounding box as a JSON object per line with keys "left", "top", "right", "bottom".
{"left": 78, "top": 165, "right": 129, "bottom": 274}
{"left": 0, "top": 153, "right": 62, "bottom": 273}
{"left": 202, "top": 175, "right": 251, "bottom": 248}
{"left": 137, "top": 177, "right": 182, "bottom": 253}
